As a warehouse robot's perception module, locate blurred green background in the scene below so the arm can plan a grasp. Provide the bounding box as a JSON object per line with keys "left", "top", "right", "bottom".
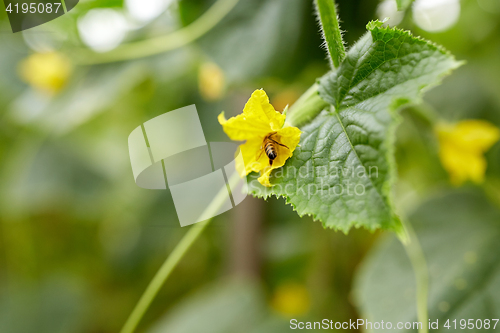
{"left": 0, "top": 0, "right": 500, "bottom": 332}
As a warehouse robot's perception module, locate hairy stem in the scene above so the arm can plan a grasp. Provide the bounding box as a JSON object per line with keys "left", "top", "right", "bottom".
{"left": 73, "top": 0, "right": 239, "bottom": 65}
{"left": 314, "top": 0, "right": 346, "bottom": 68}
{"left": 120, "top": 173, "right": 241, "bottom": 333}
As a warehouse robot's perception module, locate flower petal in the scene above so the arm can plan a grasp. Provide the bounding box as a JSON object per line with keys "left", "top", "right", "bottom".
{"left": 218, "top": 112, "right": 271, "bottom": 141}
{"left": 257, "top": 126, "right": 302, "bottom": 187}
{"left": 277, "top": 126, "right": 302, "bottom": 154}
{"left": 243, "top": 89, "right": 286, "bottom": 132}
{"left": 437, "top": 120, "right": 499, "bottom": 186}
{"left": 438, "top": 120, "right": 500, "bottom": 152}
{"left": 240, "top": 137, "right": 270, "bottom": 175}
{"left": 258, "top": 166, "right": 274, "bottom": 187}
{"left": 439, "top": 142, "right": 486, "bottom": 185}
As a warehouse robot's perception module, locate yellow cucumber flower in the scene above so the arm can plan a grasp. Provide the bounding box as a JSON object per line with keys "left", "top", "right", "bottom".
{"left": 198, "top": 62, "right": 226, "bottom": 101}
{"left": 19, "top": 52, "right": 72, "bottom": 95}
{"left": 270, "top": 282, "right": 311, "bottom": 317}
{"left": 437, "top": 120, "right": 500, "bottom": 186}
{"left": 218, "top": 89, "right": 301, "bottom": 187}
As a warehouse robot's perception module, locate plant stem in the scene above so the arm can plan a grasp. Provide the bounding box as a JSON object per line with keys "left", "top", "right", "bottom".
{"left": 286, "top": 84, "right": 329, "bottom": 127}
{"left": 408, "top": 103, "right": 440, "bottom": 127}
{"left": 314, "top": 0, "right": 346, "bottom": 69}
{"left": 120, "top": 173, "right": 241, "bottom": 333}
{"left": 401, "top": 220, "right": 429, "bottom": 333}
{"left": 60, "top": 0, "right": 68, "bottom": 12}
{"left": 72, "top": 0, "right": 239, "bottom": 65}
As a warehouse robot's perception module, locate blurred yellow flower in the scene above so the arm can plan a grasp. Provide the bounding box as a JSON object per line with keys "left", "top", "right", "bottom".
{"left": 218, "top": 89, "right": 301, "bottom": 187}
{"left": 437, "top": 120, "right": 500, "bottom": 186}
{"left": 198, "top": 62, "right": 225, "bottom": 101}
{"left": 19, "top": 52, "right": 72, "bottom": 94}
{"left": 271, "top": 282, "right": 311, "bottom": 317}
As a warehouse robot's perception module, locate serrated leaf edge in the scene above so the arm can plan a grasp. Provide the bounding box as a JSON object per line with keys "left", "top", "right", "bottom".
{"left": 249, "top": 21, "right": 463, "bottom": 235}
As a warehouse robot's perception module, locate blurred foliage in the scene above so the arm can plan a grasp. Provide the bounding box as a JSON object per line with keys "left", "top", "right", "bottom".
{"left": 355, "top": 190, "right": 500, "bottom": 332}
{"left": 0, "top": 0, "right": 499, "bottom": 332}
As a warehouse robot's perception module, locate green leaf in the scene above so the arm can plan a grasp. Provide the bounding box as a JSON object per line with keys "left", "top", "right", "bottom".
{"left": 396, "top": 0, "right": 414, "bottom": 11}
{"left": 147, "top": 280, "right": 266, "bottom": 333}
{"left": 249, "top": 22, "right": 461, "bottom": 233}
{"left": 146, "top": 279, "right": 293, "bottom": 333}
{"left": 354, "top": 190, "right": 500, "bottom": 331}
{"left": 314, "top": 0, "right": 346, "bottom": 68}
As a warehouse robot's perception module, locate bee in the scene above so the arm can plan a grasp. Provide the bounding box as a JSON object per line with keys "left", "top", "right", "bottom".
{"left": 259, "top": 132, "right": 289, "bottom": 166}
